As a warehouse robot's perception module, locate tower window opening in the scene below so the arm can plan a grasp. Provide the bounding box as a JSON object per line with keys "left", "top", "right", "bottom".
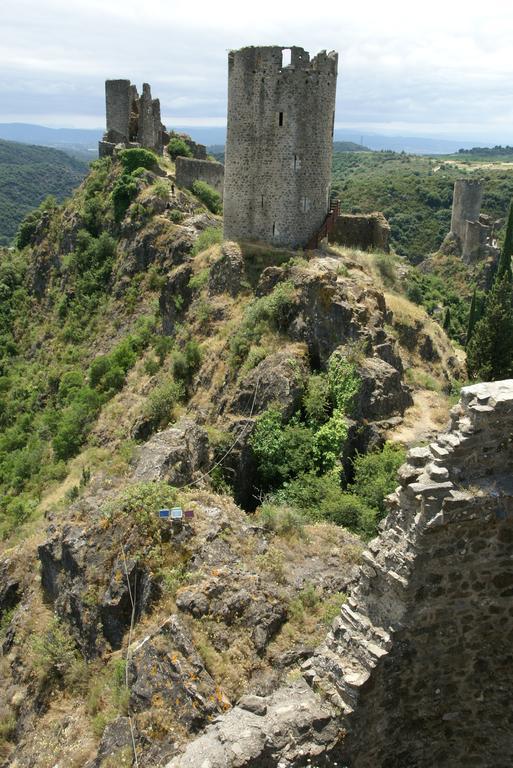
{"left": 272, "top": 222, "right": 276, "bottom": 236}
{"left": 261, "top": 195, "right": 264, "bottom": 209}
{"left": 281, "top": 48, "right": 291, "bottom": 68}
{"left": 293, "top": 154, "right": 301, "bottom": 171}
{"left": 279, "top": 111, "right": 284, "bottom": 127}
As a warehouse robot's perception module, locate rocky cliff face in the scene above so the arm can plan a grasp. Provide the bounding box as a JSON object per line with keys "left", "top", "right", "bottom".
{"left": 166, "top": 380, "right": 513, "bottom": 768}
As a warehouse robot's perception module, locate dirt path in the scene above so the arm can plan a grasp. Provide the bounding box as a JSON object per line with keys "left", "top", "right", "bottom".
{"left": 387, "top": 388, "right": 451, "bottom": 448}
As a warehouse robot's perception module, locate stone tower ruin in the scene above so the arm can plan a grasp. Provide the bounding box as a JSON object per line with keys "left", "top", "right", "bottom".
{"left": 99, "top": 79, "right": 168, "bottom": 157}
{"left": 223, "top": 46, "right": 338, "bottom": 248}
{"left": 443, "top": 178, "right": 501, "bottom": 264}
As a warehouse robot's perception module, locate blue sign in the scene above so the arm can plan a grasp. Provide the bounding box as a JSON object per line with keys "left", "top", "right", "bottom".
{"left": 171, "top": 507, "right": 183, "bottom": 520}
{"left": 159, "top": 509, "right": 171, "bottom": 518}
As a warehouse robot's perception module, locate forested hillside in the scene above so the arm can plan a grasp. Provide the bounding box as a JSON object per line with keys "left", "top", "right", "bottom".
{"left": 332, "top": 151, "right": 513, "bottom": 263}
{"left": 0, "top": 139, "right": 88, "bottom": 245}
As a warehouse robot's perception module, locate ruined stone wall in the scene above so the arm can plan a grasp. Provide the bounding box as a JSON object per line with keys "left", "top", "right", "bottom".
{"left": 223, "top": 46, "right": 338, "bottom": 248}
{"left": 167, "top": 380, "right": 513, "bottom": 768}
{"left": 100, "top": 80, "right": 166, "bottom": 156}
{"left": 328, "top": 212, "right": 390, "bottom": 252}
{"left": 175, "top": 156, "right": 224, "bottom": 197}
{"left": 169, "top": 131, "right": 207, "bottom": 160}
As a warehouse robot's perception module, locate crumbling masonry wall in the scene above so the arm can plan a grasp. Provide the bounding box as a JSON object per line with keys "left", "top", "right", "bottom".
{"left": 167, "top": 380, "right": 513, "bottom": 768}
{"left": 175, "top": 156, "right": 224, "bottom": 197}
{"left": 99, "top": 79, "right": 167, "bottom": 157}
{"left": 328, "top": 212, "right": 390, "bottom": 252}
{"left": 223, "top": 46, "right": 338, "bottom": 248}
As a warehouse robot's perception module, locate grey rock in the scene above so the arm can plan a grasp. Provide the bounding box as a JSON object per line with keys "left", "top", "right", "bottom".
{"left": 132, "top": 418, "right": 209, "bottom": 486}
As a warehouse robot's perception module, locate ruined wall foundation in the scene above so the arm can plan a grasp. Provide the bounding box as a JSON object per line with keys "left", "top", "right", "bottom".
{"left": 328, "top": 212, "right": 390, "bottom": 252}
{"left": 175, "top": 156, "right": 224, "bottom": 197}
{"left": 223, "top": 46, "right": 338, "bottom": 248}
{"left": 166, "top": 379, "right": 513, "bottom": 768}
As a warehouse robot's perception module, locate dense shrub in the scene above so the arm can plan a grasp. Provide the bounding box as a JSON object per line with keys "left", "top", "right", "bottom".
{"left": 118, "top": 148, "right": 157, "bottom": 174}
{"left": 349, "top": 442, "right": 406, "bottom": 519}
{"left": 52, "top": 386, "right": 102, "bottom": 460}
{"left": 328, "top": 355, "right": 360, "bottom": 415}
{"left": 230, "top": 281, "right": 297, "bottom": 366}
{"left": 312, "top": 409, "right": 348, "bottom": 472}
{"left": 111, "top": 173, "right": 139, "bottom": 222}
{"left": 191, "top": 180, "right": 222, "bottom": 214}
{"left": 15, "top": 196, "right": 57, "bottom": 249}
{"left": 168, "top": 138, "right": 192, "bottom": 160}
{"left": 249, "top": 408, "right": 314, "bottom": 489}
{"left": 144, "top": 377, "right": 185, "bottom": 430}
{"left": 303, "top": 373, "right": 331, "bottom": 427}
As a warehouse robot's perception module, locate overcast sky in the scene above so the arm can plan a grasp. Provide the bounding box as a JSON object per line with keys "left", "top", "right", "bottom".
{"left": 2, "top": 0, "right": 513, "bottom": 142}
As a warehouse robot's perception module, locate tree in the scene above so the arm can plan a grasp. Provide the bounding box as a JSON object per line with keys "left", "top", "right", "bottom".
{"left": 466, "top": 288, "right": 478, "bottom": 345}
{"left": 466, "top": 272, "right": 513, "bottom": 381}
{"left": 443, "top": 306, "right": 451, "bottom": 333}
{"left": 498, "top": 199, "right": 513, "bottom": 280}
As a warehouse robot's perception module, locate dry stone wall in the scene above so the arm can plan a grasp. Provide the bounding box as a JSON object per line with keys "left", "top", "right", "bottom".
{"left": 166, "top": 380, "right": 513, "bottom": 768}
{"left": 223, "top": 46, "right": 338, "bottom": 248}
{"left": 175, "top": 156, "right": 225, "bottom": 197}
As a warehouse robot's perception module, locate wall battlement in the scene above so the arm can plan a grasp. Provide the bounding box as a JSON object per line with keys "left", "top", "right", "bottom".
{"left": 167, "top": 379, "right": 513, "bottom": 768}
{"left": 223, "top": 45, "right": 338, "bottom": 248}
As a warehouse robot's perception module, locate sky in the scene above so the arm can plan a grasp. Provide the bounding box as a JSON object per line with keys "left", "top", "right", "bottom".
{"left": 2, "top": 0, "right": 513, "bottom": 142}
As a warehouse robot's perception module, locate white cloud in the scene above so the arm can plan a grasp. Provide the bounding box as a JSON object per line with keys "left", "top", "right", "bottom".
{"left": 1, "top": 0, "right": 513, "bottom": 141}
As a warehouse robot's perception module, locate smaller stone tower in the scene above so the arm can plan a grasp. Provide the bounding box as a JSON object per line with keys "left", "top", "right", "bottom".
{"left": 450, "top": 179, "right": 483, "bottom": 244}
{"left": 99, "top": 80, "right": 167, "bottom": 157}
{"left": 223, "top": 46, "right": 338, "bottom": 248}
{"left": 444, "top": 179, "right": 500, "bottom": 264}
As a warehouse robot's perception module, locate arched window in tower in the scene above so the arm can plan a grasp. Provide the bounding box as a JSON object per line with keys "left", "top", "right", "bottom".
{"left": 281, "top": 48, "right": 291, "bottom": 68}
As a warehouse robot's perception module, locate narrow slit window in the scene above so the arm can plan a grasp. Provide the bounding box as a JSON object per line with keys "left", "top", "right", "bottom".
{"left": 261, "top": 195, "right": 264, "bottom": 209}
{"left": 281, "top": 48, "right": 291, "bottom": 68}
{"left": 279, "top": 111, "right": 284, "bottom": 127}
{"left": 272, "top": 222, "right": 276, "bottom": 236}
{"left": 293, "top": 154, "right": 301, "bottom": 171}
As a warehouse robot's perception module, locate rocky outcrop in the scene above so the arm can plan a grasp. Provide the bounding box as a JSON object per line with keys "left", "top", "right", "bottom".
{"left": 167, "top": 380, "right": 513, "bottom": 768}
{"left": 132, "top": 418, "right": 209, "bottom": 486}
{"left": 225, "top": 348, "right": 308, "bottom": 420}
{"left": 209, "top": 241, "right": 245, "bottom": 297}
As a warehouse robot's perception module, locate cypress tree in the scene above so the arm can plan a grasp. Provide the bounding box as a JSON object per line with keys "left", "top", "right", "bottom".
{"left": 443, "top": 306, "right": 451, "bottom": 333}
{"left": 497, "top": 199, "right": 513, "bottom": 280}
{"left": 466, "top": 288, "right": 478, "bottom": 345}
{"left": 466, "top": 272, "right": 513, "bottom": 381}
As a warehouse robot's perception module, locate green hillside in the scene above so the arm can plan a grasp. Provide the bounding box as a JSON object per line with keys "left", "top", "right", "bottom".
{"left": 332, "top": 151, "right": 513, "bottom": 263}
{"left": 0, "top": 139, "right": 88, "bottom": 246}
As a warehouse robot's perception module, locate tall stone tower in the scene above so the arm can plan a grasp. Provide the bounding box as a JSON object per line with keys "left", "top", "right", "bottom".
{"left": 223, "top": 46, "right": 338, "bottom": 248}
{"left": 450, "top": 179, "right": 483, "bottom": 243}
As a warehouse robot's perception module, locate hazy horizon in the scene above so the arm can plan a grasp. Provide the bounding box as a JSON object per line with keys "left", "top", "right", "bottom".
{"left": 3, "top": 0, "right": 513, "bottom": 144}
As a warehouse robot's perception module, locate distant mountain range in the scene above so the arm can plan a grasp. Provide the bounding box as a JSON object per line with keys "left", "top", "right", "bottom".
{"left": 0, "top": 122, "right": 495, "bottom": 157}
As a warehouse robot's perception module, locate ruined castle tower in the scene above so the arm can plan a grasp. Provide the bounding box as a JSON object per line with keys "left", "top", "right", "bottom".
{"left": 223, "top": 46, "right": 338, "bottom": 248}
{"left": 450, "top": 178, "right": 483, "bottom": 244}
{"left": 99, "top": 79, "right": 166, "bottom": 157}
{"left": 444, "top": 179, "right": 500, "bottom": 264}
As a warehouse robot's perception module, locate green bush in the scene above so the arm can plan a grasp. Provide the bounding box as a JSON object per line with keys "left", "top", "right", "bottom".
{"left": 118, "top": 148, "right": 157, "bottom": 174}
{"left": 144, "top": 377, "right": 185, "bottom": 430}
{"left": 105, "top": 481, "right": 180, "bottom": 534}
{"left": 15, "top": 196, "right": 57, "bottom": 249}
{"left": 249, "top": 408, "right": 313, "bottom": 489}
{"left": 257, "top": 503, "right": 305, "bottom": 536}
{"left": 52, "top": 386, "right": 102, "bottom": 460}
{"left": 312, "top": 409, "right": 348, "bottom": 472}
{"left": 31, "top": 617, "right": 78, "bottom": 680}
{"left": 192, "top": 180, "right": 222, "bottom": 215}
{"left": 191, "top": 226, "right": 223, "bottom": 256}
{"left": 303, "top": 373, "right": 331, "bottom": 427}
{"left": 168, "top": 138, "right": 193, "bottom": 160}
{"left": 111, "top": 173, "right": 138, "bottom": 222}
{"left": 349, "top": 442, "right": 406, "bottom": 518}
{"left": 328, "top": 355, "right": 360, "bottom": 415}
{"left": 230, "top": 281, "right": 297, "bottom": 366}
